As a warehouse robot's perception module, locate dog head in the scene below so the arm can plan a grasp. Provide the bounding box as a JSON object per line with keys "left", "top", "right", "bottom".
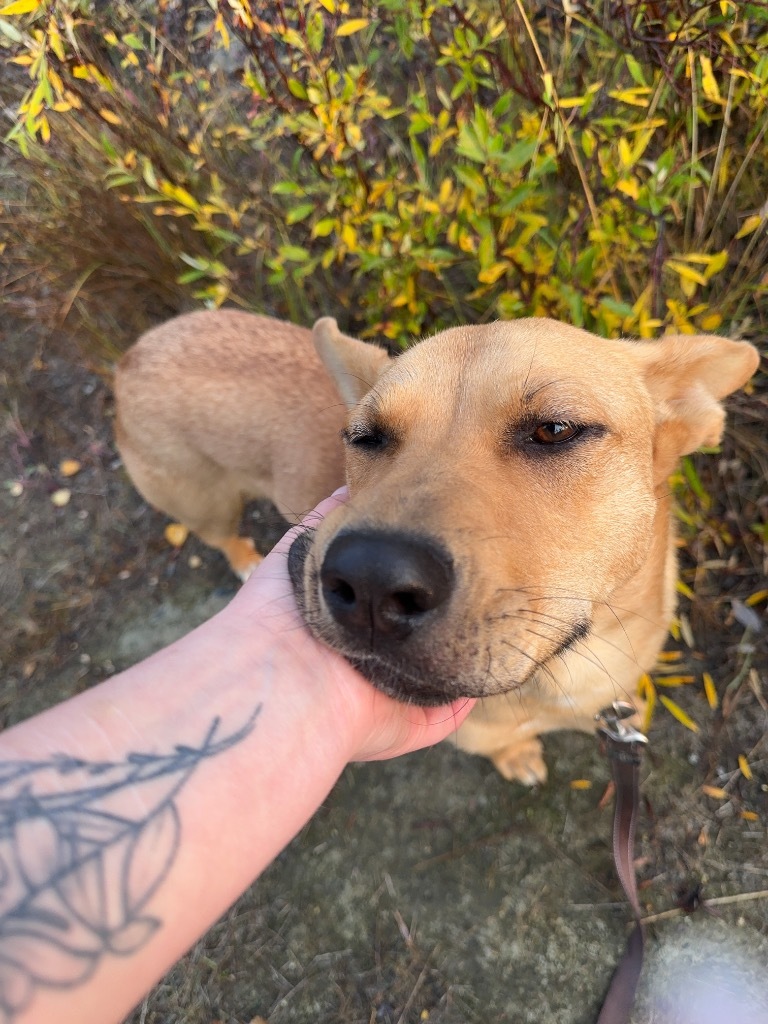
{"left": 289, "top": 317, "right": 759, "bottom": 705}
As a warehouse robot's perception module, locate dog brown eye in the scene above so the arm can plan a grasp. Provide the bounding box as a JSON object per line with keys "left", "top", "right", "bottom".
{"left": 343, "top": 425, "right": 389, "bottom": 451}
{"left": 530, "top": 422, "right": 581, "bottom": 444}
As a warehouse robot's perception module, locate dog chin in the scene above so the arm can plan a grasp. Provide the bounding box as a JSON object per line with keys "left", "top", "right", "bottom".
{"left": 343, "top": 654, "right": 467, "bottom": 706}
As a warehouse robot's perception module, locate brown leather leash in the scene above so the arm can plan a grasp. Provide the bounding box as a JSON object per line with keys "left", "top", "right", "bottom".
{"left": 595, "top": 701, "right": 648, "bottom": 1024}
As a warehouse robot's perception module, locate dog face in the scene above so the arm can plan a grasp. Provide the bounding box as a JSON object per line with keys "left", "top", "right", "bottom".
{"left": 289, "top": 317, "right": 758, "bottom": 706}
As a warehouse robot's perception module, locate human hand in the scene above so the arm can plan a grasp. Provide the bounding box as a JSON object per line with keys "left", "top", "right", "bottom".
{"left": 226, "top": 489, "right": 475, "bottom": 763}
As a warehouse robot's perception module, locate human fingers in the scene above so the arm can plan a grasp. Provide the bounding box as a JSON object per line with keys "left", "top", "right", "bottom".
{"left": 351, "top": 691, "right": 476, "bottom": 762}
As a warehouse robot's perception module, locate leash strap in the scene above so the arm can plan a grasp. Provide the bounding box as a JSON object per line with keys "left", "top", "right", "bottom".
{"left": 595, "top": 702, "right": 648, "bottom": 1024}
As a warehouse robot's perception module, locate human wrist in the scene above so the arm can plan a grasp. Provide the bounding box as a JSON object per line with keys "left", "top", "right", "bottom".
{"left": 212, "top": 590, "right": 367, "bottom": 765}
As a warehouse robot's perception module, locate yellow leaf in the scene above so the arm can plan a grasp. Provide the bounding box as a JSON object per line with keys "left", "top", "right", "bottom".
{"left": 703, "top": 672, "right": 718, "bottom": 709}
{"left": 159, "top": 182, "right": 199, "bottom": 211}
{"left": 318, "top": 0, "right": 335, "bottom": 10}
{"left": 735, "top": 214, "right": 763, "bottom": 239}
{"left": 666, "top": 260, "right": 708, "bottom": 287}
{"left": 99, "top": 107, "right": 122, "bottom": 126}
{"left": 341, "top": 223, "right": 357, "bottom": 249}
{"left": 705, "top": 249, "right": 728, "bottom": 277}
{"left": 659, "top": 694, "right": 699, "bottom": 732}
{"left": 0, "top": 0, "right": 41, "bottom": 14}
{"left": 337, "top": 18, "right": 369, "bottom": 36}
{"left": 164, "top": 523, "right": 189, "bottom": 548}
{"left": 616, "top": 178, "right": 640, "bottom": 200}
{"left": 740, "top": 810, "right": 759, "bottom": 822}
{"left": 656, "top": 675, "right": 695, "bottom": 687}
{"left": 738, "top": 754, "right": 753, "bottom": 780}
{"left": 214, "top": 12, "right": 229, "bottom": 48}
{"left": 638, "top": 672, "right": 656, "bottom": 732}
{"left": 676, "top": 579, "right": 695, "bottom": 600}
{"left": 700, "top": 312, "right": 722, "bottom": 331}
{"left": 51, "top": 488, "right": 71, "bottom": 507}
{"left": 699, "top": 55, "right": 721, "bottom": 103}
{"left": 702, "top": 785, "right": 728, "bottom": 799}
{"left": 618, "top": 137, "right": 632, "bottom": 168}
{"left": 59, "top": 458, "right": 81, "bottom": 477}
{"left": 47, "top": 18, "right": 65, "bottom": 60}
{"left": 569, "top": 779, "right": 592, "bottom": 790}
{"left": 637, "top": 672, "right": 654, "bottom": 695}
{"left": 657, "top": 650, "right": 682, "bottom": 663}
{"left": 746, "top": 589, "right": 768, "bottom": 607}
{"left": 477, "top": 261, "right": 509, "bottom": 285}
{"left": 609, "top": 87, "right": 651, "bottom": 107}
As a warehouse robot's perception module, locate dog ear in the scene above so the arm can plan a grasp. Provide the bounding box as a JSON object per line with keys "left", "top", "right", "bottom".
{"left": 634, "top": 333, "right": 759, "bottom": 479}
{"left": 313, "top": 317, "right": 392, "bottom": 409}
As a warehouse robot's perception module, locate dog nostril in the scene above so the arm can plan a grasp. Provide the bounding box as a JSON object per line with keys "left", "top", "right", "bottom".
{"left": 391, "top": 589, "right": 431, "bottom": 617}
{"left": 328, "top": 578, "right": 356, "bottom": 606}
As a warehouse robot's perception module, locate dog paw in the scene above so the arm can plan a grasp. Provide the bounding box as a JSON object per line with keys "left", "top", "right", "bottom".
{"left": 225, "top": 537, "right": 263, "bottom": 582}
{"left": 237, "top": 558, "right": 263, "bottom": 583}
{"left": 491, "top": 738, "right": 548, "bottom": 786}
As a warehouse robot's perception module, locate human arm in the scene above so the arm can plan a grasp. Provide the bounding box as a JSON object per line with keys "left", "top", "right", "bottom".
{"left": 1, "top": 490, "right": 474, "bottom": 1024}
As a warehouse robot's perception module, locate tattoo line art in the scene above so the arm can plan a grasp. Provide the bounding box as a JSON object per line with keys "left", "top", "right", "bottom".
{"left": 0, "top": 706, "right": 261, "bottom": 1021}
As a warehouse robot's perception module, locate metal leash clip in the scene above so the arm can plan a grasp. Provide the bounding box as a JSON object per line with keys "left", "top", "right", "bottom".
{"left": 596, "top": 701, "right": 648, "bottom": 747}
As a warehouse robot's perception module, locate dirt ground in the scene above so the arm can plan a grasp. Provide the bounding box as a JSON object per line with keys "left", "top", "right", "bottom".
{"left": 1, "top": 302, "right": 767, "bottom": 1024}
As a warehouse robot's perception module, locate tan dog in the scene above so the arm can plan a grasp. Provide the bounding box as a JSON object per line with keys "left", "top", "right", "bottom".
{"left": 114, "top": 310, "right": 352, "bottom": 581}
{"left": 116, "top": 311, "right": 758, "bottom": 783}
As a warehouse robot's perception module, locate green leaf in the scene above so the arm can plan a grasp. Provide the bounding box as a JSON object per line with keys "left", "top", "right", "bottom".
{"left": 456, "top": 122, "right": 485, "bottom": 163}
{"left": 287, "top": 78, "right": 308, "bottom": 100}
{"left": 272, "top": 182, "right": 302, "bottom": 196}
{"left": 494, "top": 183, "right": 535, "bottom": 215}
{"left": 286, "top": 202, "right": 315, "bottom": 225}
{"left": 312, "top": 218, "right": 336, "bottom": 238}
{"left": 278, "top": 244, "right": 310, "bottom": 262}
{"left": 600, "top": 297, "right": 635, "bottom": 319}
{"left": 0, "top": 16, "right": 24, "bottom": 40}
{"left": 477, "top": 231, "right": 495, "bottom": 271}
{"left": 454, "top": 165, "right": 486, "bottom": 195}
{"left": 497, "top": 140, "right": 537, "bottom": 173}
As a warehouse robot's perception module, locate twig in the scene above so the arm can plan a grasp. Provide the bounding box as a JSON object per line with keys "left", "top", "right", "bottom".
{"left": 684, "top": 49, "right": 698, "bottom": 251}
{"left": 395, "top": 948, "right": 435, "bottom": 1024}
{"left": 642, "top": 889, "right": 768, "bottom": 926}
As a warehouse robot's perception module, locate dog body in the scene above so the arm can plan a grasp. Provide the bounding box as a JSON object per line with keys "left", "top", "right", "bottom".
{"left": 114, "top": 310, "right": 348, "bottom": 580}
{"left": 116, "top": 311, "right": 758, "bottom": 782}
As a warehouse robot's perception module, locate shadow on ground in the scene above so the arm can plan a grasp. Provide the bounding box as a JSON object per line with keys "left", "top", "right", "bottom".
{"left": 1, "top": 311, "right": 767, "bottom": 1023}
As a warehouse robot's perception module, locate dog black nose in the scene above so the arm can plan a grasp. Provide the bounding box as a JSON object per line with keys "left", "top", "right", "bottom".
{"left": 320, "top": 530, "right": 454, "bottom": 641}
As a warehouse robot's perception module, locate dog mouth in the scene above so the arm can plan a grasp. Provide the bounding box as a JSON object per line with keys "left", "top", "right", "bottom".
{"left": 288, "top": 527, "right": 591, "bottom": 706}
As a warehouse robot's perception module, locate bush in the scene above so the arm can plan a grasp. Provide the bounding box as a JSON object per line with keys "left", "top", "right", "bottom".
{"left": 2, "top": 0, "right": 768, "bottom": 342}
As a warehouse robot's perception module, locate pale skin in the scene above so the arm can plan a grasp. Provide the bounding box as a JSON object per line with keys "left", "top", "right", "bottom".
{"left": 1, "top": 491, "right": 474, "bottom": 1024}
